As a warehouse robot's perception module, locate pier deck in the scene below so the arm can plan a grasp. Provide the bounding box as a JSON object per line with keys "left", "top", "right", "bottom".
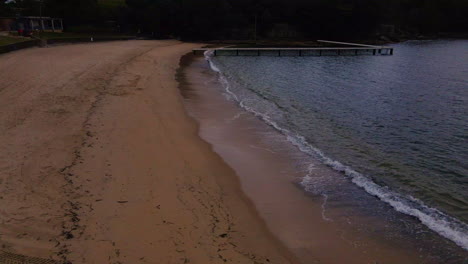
{"left": 193, "top": 40, "right": 394, "bottom": 57}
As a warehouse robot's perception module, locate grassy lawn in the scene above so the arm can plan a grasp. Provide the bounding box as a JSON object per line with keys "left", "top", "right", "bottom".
{"left": 0, "top": 32, "right": 135, "bottom": 48}
{"left": 34, "top": 32, "right": 87, "bottom": 39}
{"left": 0, "top": 36, "right": 30, "bottom": 46}
{"left": 34, "top": 32, "right": 134, "bottom": 40}
{"left": 34, "top": 32, "right": 134, "bottom": 39}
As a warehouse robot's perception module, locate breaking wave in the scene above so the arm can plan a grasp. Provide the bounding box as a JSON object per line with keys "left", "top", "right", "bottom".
{"left": 204, "top": 50, "right": 468, "bottom": 251}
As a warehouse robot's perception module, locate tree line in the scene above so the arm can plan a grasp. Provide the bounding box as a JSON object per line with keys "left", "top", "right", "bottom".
{"left": 2, "top": 0, "right": 468, "bottom": 40}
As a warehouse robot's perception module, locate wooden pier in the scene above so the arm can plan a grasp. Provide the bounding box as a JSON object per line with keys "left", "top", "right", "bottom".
{"left": 193, "top": 40, "right": 394, "bottom": 57}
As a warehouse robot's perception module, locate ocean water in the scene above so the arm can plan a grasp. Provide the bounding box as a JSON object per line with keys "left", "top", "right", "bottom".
{"left": 206, "top": 40, "right": 468, "bottom": 254}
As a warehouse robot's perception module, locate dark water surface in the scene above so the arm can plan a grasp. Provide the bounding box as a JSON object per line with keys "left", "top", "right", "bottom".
{"left": 208, "top": 40, "right": 468, "bottom": 255}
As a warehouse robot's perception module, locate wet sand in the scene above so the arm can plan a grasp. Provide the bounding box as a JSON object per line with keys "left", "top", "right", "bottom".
{"left": 0, "top": 40, "right": 298, "bottom": 263}
{"left": 179, "top": 55, "right": 455, "bottom": 264}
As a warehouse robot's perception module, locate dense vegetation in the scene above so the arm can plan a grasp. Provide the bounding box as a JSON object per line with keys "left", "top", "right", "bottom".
{"left": 2, "top": 0, "right": 468, "bottom": 40}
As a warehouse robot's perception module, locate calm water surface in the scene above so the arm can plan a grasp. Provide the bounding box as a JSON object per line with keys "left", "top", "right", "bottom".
{"left": 209, "top": 40, "right": 468, "bottom": 255}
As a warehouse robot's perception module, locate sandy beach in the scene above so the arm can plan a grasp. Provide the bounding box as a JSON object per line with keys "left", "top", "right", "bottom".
{"left": 0, "top": 40, "right": 297, "bottom": 264}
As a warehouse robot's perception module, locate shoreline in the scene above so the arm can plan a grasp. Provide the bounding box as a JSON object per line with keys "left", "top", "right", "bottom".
{"left": 0, "top": 40, "right": 298, "bottom": 263}
{"left": 175, "top": 50, "right": 301, "bottom": 264}
{"left": 179, "top": 53, "right": 468, "bottom": 263}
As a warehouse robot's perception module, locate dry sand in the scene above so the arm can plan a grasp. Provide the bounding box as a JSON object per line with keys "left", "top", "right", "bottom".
{"left": 0, "top": 40, "right": 298, "bottom": 264}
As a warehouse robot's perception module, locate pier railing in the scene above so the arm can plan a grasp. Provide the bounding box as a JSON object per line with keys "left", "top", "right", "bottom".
{"left": 193, "top": 40, "right": 394, "bottom": 57}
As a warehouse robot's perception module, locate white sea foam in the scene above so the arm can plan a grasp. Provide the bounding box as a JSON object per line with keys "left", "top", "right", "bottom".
{"left": 204, "top": 51, "right": 468, "bottom": 251}
{"left": 300, "top": 164, "right": 334, "bottom": 222}
{"left": 225, "top": 112, "right": 245, "bottom": 123}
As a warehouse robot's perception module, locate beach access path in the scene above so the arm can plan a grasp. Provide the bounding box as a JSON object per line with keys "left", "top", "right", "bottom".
{"left": 0, "top": 40, "right": 297, "bottom": 264}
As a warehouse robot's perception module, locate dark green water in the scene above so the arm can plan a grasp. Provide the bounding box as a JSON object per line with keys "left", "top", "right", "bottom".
{"left": 208, "top": 40, "right": 468, "bottom": 252}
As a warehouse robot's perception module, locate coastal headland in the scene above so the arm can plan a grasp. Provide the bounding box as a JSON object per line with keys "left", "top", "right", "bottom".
{"left": 0, "top": 40, "right": 297, "bottom": 263}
